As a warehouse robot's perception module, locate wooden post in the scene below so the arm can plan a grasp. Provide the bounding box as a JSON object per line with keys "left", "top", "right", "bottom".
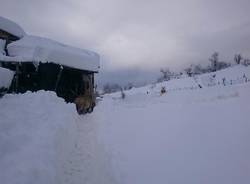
{"left": 15, "top": 62, "right": 20, "bottom": 93}
{"left": 54, "top": 65, "right": 63, "bottom": 92}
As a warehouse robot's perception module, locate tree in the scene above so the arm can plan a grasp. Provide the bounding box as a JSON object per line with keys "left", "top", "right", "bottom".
{"left": 103, "top": 83, "right": 112, "bottom": 94}
{"left": 121, "top": 89, "right": 125, "bottom": 99}
{"left": 192, "top": 64, "right": 204, "bottom": 75}
{"left": 216, "top": 61, "right": 230, "bottom": 70}
{"left": 124, "top": 82, "right": 133, "bottom": 90}
{"left": 234, "top": 54, "right": 242, "bottom": 65}
{"left": 209, "top": 52, "right": 219, "bottom": 72}
{"left": 243, "top": 59, "right": 250, "bottom": 66}
{"left": 184, "top": 66, "right": 193, "bottom": 77}
{"left": 158, "top": 68, "right": 172, "bottom": 82}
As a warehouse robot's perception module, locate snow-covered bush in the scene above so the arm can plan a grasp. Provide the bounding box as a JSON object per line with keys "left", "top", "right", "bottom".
{"left": 243, "top": 59, "right": 250, "bottom": 66}
{"left": 0, "top": 67, "right": 14, "bottom": 96}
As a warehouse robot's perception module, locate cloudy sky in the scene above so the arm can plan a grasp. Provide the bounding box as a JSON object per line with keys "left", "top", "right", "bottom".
{"left": 1, "top": 0, "right": 250, "bottom": 86}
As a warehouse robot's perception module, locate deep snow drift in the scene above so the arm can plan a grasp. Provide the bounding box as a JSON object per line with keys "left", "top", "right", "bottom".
{"left": 0, "top": 65, "right": 250, "bottom": 184}
{"left": 0, "top": 91, "right": 115, "bottom": 184}
{"left": 0, "top": 91, "right": 78, "bottom": 184}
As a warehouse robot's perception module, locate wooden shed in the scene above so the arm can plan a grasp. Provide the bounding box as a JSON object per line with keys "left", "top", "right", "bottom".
{"left": 0, "top": 16, "right": 100, "bottom": 114}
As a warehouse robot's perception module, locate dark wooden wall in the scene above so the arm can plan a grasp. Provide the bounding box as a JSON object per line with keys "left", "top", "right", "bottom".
{"left": 4, "top": 62, "right": 94, "bottom": 103}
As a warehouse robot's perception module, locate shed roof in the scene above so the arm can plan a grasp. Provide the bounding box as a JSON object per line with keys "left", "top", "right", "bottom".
{"left": 0, "top": 16, "right": 26, "bottom": 38}
{"left": 0, "top": 17, "right": 100, "bottom": 72}
{"left": 5, "top": 35, "right": 100, "bottom": 72}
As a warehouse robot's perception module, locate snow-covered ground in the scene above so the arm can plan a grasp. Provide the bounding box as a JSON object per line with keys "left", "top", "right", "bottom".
{"left": 0, "top": 91, "right": 78, "bottom": 184}
{"left": 95, "top": 83, "right": 250, "bottom": 184}
{"left": 0, "top": 65, "right": 250, "bottom": 184}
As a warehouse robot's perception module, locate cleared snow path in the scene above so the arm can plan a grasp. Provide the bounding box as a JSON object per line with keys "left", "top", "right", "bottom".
{"left": 61, "top": 115, "right": 116, "bottom": 184}
{"left": 0, "top": 91, "right": 116, "bottom": 184}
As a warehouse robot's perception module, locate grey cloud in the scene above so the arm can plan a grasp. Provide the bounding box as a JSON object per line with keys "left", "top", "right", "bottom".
{"left": 1, "top": 0, "right": 250, "bottom": 85}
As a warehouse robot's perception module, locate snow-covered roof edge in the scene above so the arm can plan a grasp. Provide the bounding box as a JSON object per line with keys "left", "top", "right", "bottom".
{"left": 1, "top": 35, "right": 100, "bottom": 72}
{"left": 0, "top": 16, "right": 26, "bottom": 38}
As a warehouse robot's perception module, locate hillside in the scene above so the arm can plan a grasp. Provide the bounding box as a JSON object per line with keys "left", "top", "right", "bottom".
{"left": 0, "top": 65, "right": 250, "bottom": 184}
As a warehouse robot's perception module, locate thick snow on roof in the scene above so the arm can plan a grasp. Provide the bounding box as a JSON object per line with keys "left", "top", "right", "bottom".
{"left": 0, "top": 16, "right": 26, "bottom": 38}
{"left": 6, "top": 35, "right": 100, "bottom": 72}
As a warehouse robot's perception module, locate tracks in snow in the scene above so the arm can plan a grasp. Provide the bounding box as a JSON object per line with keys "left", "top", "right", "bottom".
{"left": 61, "top": 115, "right": 116, "bottom": 184}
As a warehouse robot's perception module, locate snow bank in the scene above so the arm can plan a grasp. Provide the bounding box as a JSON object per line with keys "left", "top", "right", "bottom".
{"left": 199, "top": 65, "right": 250, "bottom": 87}
{"left": 6, "top": 35, "right": 100, "bottom": 72}
{"left": 0, "top": 91, "right": 78, "bottom": 184}
{"left": 0, "top": 16, "right": 26, "bottom": 38}
{"left": 93, "top": 65, "right": 250, "bottom": 184}
{"left": 96, "top": 82, "right": 250, "bottom": 184}
{"left": 0, "top": 67, "right": 14, "bottom": 88}
{"left": 109, "top": 65, "right": 250, "bottom": 98}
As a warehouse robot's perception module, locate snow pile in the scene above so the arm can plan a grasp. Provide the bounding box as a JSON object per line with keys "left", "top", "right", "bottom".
{"left": 0, "top": 91, "right": 78, "bottom": 184}
{"left": 5, "top": 35, "right": 100, "bottom": 72}
{"left": 0, "top": 67, "right": 14, "bottom": 88}
{"left": 95, "top": 82, "right": 250, "bottom": 184}
{"left": 0, "top": 16, "right": 26, "bottom": 38}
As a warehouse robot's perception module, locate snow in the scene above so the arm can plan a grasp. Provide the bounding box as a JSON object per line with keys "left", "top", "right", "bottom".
{"left": 0, "top": 16, "right": 26, "bottom": 38}
{"left": 0, "top": 65, "right": 250, "bottom": 184}
{"left": 0, "top": 67, "right": 14, "bottom": 88}
{"left": 0, "top": 39, "right": 6, "bottom": 55}
{"left": 0, "top": 91, "right": 78, "bottom": 184}
{"left": 93, "top": 65, "right": 250, "bottom": 184}
{"left": 5, "top": 35, "right": 100, "bottom": 72}
{"left": 0, "top": 16, "right": 99, "bottom": 72}
{"left": 109, "top": 65, "right": 250, "bottom": 98}
{"left": 95, "top": 83, "right": 250, "bottom": 184}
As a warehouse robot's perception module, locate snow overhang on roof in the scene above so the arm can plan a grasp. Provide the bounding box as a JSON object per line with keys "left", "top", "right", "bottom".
{"left": 4, "top": 35, "right": 100, "bottom": 72}
{"left": 0, "top": 16, "right": 26, "bottom": 39}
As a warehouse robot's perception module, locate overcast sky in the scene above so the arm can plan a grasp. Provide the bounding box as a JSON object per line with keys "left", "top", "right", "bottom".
{"left": 1, "top": 0, "right": 250, "bottom": 86}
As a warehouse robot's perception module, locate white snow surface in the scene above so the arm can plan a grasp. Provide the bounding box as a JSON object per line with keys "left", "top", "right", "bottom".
{"left": 0, "top": 91, "right": 78, "bottom": 184}
{"left": 5, "top": 35, "right": 100, "bottom": 72}
{"left": 0, "top": 67, "right": 14, "bottom": 88}
{"left": 0, "top": 16, "right": 26, "bottom": 38}
{"left": 0, "top": 65, "right": 250, "bottom": 184}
